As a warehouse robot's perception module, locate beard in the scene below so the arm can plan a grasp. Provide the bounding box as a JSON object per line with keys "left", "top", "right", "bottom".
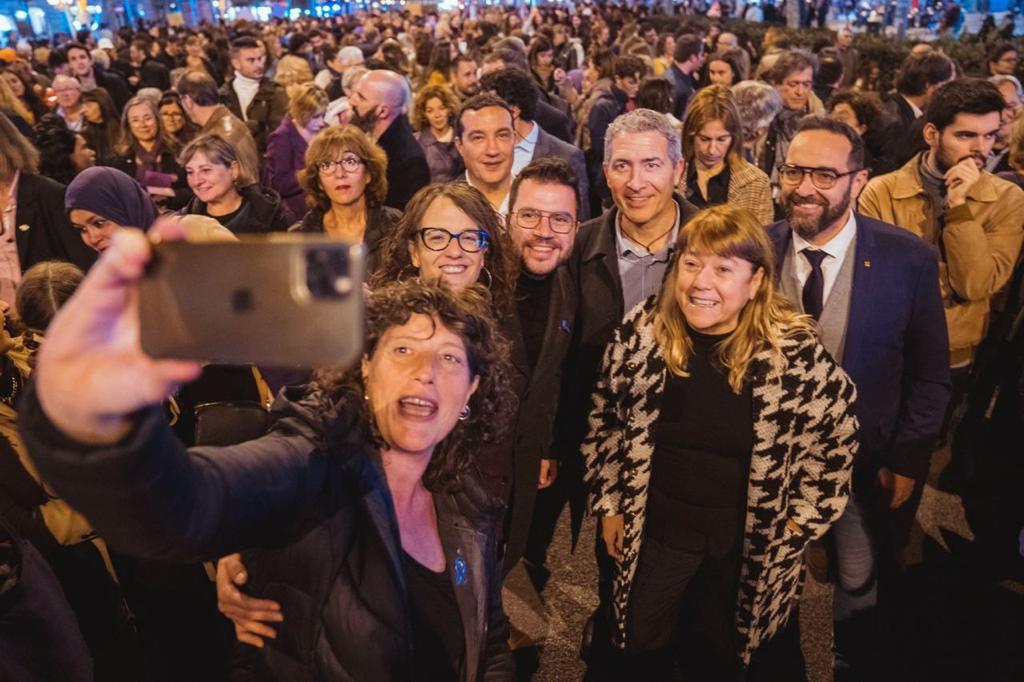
{"left": 349, "top": 104, "right": 379, "bottom": 134}
{"left": 935, "top": 143, "right": 987, "bottom": 172}
{"left": 783, "top": 190, "right": 851, "bottom": 241}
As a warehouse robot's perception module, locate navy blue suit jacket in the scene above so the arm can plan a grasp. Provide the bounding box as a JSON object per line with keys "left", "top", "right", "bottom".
{"left": 768, "top": 213, "right": 951, "bottom": 484}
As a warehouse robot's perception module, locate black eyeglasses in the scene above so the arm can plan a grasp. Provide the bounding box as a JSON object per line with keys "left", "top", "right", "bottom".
{"left": 511, "top": 208, "right": 577, "bottom": 234}
{"left": 418, "top": 228, "right": 490, "bottom": 253}
{"left": 777, "top": 164, "right": 863, "bottom": 190}
{"left": 318, "top": 155, "right": 364, "bottom": 174}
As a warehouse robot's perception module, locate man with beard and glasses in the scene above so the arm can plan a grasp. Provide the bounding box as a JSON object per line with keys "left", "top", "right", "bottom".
{"left": 349, "top": 69, "right": 430, "bottom": 210}
{"left": 501, "top": 157, "right": 580, "bottom": 581}
{"left": 769, "top": 116, "right": 950, "bottom": 680}
{"left": 859, "top": 78, "right": 1024, "bottom": 424}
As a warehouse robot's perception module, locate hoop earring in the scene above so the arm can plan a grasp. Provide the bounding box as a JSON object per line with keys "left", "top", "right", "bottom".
{"left": 458, "top": 405, "right": 471, "bottom": 421}
{"left": 480, "top": 267, "right": 493, "bottom": 289}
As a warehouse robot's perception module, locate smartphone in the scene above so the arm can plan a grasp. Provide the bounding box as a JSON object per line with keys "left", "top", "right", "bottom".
{"left": 139, "top": 236, "right": 365, "bottom": 368}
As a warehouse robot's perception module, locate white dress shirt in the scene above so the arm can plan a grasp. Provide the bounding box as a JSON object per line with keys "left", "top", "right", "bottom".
{"left": 790, "top": 209, "right": 857, "bottom": 306}
{"left": 511, "top": 121, "right": 540, "bottom": 177}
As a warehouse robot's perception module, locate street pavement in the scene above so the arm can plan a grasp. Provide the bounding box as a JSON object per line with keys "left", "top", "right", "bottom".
{"left": 503, "top": 443, "right": 1024, "bottom": 681}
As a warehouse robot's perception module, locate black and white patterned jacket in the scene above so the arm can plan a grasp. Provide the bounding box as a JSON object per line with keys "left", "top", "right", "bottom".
{"left": 582, "top": 297, "right": 859, "bottom": 665}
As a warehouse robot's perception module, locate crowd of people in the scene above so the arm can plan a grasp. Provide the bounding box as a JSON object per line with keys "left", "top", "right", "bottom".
{"left": 0, "top": 5, "right": 1022, "bottom": 682}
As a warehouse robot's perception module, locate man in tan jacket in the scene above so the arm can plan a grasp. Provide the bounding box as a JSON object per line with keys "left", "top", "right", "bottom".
{"left": 859, "top": 78, "right": 1024, "bottom": 373}
{"left": 177, "top": 71, "right": 261, "bottom": 186}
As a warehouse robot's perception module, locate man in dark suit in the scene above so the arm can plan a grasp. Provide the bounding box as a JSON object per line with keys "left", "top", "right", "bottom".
{"left": 482, "top": 47, "right": 574, "bottom": 144}
{"left": 501, "top": 157, "right": 581, "bottom": 577}
{"left": 769, "top": 116, "right": 950, "bottom": 679}
{"left": 349, "top": 70, "right": 430, "bottom": 210}
{"left": 480, "top": 68, "right": 590, "bottom": 220}
{"left": 883, "top": 52, "right": 955, "bottom": 169}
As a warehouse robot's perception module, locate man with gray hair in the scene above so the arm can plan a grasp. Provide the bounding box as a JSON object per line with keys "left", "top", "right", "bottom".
{"left": 535, "top": 110, "right": 700, "bottom": 648}
{"left": 987, "top": 74, "right": 1022, "bottom": 173}
{"left": 349, "top": 69, "right": 430, "bottom": 209}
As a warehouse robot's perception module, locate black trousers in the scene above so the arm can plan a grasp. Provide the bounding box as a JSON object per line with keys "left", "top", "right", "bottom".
{"left": 585, "top": 535, "right": 806, "bottom": 682}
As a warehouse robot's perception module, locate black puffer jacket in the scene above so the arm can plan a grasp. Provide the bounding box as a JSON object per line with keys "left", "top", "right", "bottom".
{"left": 183, "top": 184, "right": 294, "bottom": 234}
{"left": 19, "top": 386, "right": 515, "bottom": 682}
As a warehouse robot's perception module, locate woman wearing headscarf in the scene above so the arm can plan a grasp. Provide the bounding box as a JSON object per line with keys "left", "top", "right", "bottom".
{"left": 63, "top": 166, "right": 272, "bottom": 681}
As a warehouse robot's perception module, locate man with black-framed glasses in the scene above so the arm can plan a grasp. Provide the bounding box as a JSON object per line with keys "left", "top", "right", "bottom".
{"left": 769, "top": 116, "right": 950, "bottom": 680}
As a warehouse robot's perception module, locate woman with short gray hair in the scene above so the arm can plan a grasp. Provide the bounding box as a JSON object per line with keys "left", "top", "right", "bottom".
{"left": 730, "top": 80, "right": 783, "bottom": 165}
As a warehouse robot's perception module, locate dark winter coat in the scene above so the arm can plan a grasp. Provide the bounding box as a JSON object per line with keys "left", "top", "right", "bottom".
{"left": 264, "top": 115, "right": 310, "bottom": 220}
{"left": 183, "top": 184, "right": 293, "bottom": 234}
{"left": 18, "top": 386, "right": 515, "bottom": 682}
{"left": 220, "top": 78, "right": 290, "bottom": 153}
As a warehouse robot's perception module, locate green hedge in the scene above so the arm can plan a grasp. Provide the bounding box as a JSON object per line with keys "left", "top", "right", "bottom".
{"left": 645, "top": 17, "right": 1024, "bottom": 91}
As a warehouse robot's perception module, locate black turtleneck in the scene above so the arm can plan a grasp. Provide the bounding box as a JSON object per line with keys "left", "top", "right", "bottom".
{"left": 516, "top": 271, "right": 553, "bottom": 372}
{"left": 645, "top": 326, "right": 754, "bottom": 558}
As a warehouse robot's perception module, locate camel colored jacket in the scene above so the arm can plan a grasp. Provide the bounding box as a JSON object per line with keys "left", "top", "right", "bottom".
{"left": 858, "top": 155, "right": 1024, "bottom": 365}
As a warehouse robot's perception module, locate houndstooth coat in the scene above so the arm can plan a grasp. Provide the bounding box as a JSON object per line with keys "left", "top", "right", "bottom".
{"left": 582, "top": 297, "right": 859, "bottom": 665}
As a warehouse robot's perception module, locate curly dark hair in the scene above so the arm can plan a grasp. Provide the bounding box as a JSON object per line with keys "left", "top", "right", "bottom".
{"left": 310, "top": 280, "right": 514, "bottom": 495}
{"left": 371, "top": 182, "right": 519, "bottom": 319}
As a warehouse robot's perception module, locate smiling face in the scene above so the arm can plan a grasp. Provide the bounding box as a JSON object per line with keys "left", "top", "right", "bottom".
{"left": 509, "top": 178, "right": 578, "bottom": 276}
{"left": 320, "top": 150, "right": 369, "bottom": 207}
{"left": 675, "top": 248, "right": 764, "bottom": 335}
{"left": 185, "top": 151, "right": 239, "bottom": 203}
{"left": 455, "top": 105, "right": 514, "bottom": 187}
{"left": 604, "top": 130, "right": 685, "bottom": 229}
{"left": 69, "top": 208, "right": 121, "bottom": 252}
{"left": 127, "top": 103, "right": 158, "bottom": 144}
{"left": 693, "top": 119, "right": 733, "bottom": 171}
{"left": 363, "top": 313, "right": 479, "bottom": 458}
{"left": 781, "top": 129, "right": 867, "bottom": 243}
{"left": 409, "top": 196, "right": 487, "bottom": 292}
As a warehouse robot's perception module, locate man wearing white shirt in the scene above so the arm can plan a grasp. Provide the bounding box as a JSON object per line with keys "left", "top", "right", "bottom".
{"left": 455, "top": 93, "right": 516, "bottom": 214}
{"left": 480, "top": 68, "right": 590, "bottom": 220}
{"left": 769, "top": 117, "right": 950, "bottom": 680}
{"left": 220, "top": 36, "right": 288, "bottom": 154}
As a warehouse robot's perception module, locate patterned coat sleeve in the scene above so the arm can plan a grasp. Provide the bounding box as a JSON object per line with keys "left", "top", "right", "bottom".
{"left": 786, "top": 338, "right": 859, "bottom": 539}
{"left": 581, "top": 320, "right": 629, "bottom": 517}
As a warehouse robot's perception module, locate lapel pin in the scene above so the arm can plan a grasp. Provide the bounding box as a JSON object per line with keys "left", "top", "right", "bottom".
{"left": 452, "top": 555, "right": 467, "bottom": 586}
{"left": 17, "top": 224, "right": 29, "bottom": 232}
{"left": 560, "top": 319, "right": 570, "bottom": 333}
{"left": 863, "top": 260, "right": 871, "bottom": 268}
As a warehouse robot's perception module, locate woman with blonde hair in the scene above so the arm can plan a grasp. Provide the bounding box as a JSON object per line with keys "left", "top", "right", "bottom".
{"left": 264, "top": 82, "right": 329, "bottom": 218}
{"left": 413, "top": 84, "right": 461, "bottom": 182}
{"left": 113, "top": 95, "right": 191, "bottom": 209}
{"left": 678, "top": 85, "right": 774, "bottom": 225}
{"left": 291, "top": 125, "right": 401, "bottom": 273}
{"left": 584, "top": 204, "right": 857, "bottom": 679}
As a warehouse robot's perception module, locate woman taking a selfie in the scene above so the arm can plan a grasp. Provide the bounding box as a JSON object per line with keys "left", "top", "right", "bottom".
{"left": 180, "top": 133, "right": 292, "bottom": 234}
{"left": 583, "top": 205, "right": 857, "bottom": 680}
{"left": 20, "top": 248, "right": 517, "bottom": 679}
{"left": 290, "top": 125, "right": 401, "bottom": 274}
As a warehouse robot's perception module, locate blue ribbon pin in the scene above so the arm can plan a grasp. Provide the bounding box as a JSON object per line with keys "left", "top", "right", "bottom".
{"left": 452, "top": 554, "right": 468, "bottom": 586}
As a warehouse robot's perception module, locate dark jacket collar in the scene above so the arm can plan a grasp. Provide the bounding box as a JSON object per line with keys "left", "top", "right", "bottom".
{"left": 581, "top": 193, "right": 699, "bottom": 264}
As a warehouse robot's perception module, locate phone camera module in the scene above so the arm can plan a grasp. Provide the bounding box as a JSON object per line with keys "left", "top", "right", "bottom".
{"left": 306, "top": 247, "right": 352, "bottom": 299}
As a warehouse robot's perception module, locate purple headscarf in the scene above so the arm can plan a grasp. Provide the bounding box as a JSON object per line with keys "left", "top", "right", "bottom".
{"left": 64, "top": 166, "right": 159, "bottom": 229}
